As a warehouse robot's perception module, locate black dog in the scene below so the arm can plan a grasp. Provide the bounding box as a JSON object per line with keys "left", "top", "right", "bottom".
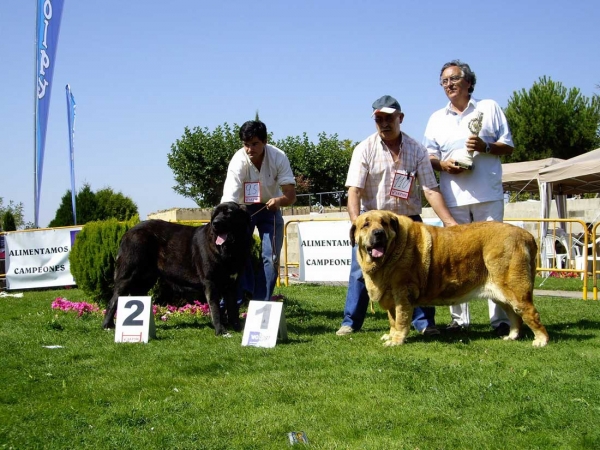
{"left": 102, "top": 202, "right": 252, "bottom": 335}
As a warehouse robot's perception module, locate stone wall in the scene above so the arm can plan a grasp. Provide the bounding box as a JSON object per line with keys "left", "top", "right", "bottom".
{"left": 148, "top": 198, "right": 600, "bottom": 265}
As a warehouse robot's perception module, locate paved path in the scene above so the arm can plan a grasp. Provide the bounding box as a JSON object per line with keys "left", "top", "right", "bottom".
{"left": 534, "top": 289, "right": 588, "bottom": 299}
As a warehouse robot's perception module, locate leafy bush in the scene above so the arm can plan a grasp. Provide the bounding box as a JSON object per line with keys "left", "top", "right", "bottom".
{"left": 1, "top": 210, "right": 16, "bottom": 231}
{"left": 69, "top": 216, "right": 139, "bottom": 305}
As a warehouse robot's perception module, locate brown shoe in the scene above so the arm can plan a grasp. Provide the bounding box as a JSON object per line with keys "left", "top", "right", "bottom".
{"left": 446, "top": 320, "right": 467, "bottom": 333}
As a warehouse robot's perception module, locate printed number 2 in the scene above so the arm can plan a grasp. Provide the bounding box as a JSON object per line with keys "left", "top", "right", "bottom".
{"left": 255, "top": 304, "right": 272, "bottom": 329}
{"left": 123, "top": 300, "right": 144, "bottom": 326}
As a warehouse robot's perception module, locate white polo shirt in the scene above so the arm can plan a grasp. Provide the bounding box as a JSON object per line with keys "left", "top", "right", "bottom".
{"left": 221, "top": 144, "right": 296, "bottom": 204}
{"left": 423, "top": 98, "right": 514, "bottom": 207}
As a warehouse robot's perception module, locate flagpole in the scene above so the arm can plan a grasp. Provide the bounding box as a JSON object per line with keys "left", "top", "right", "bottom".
{"left": 33, "top": 0, "right": 39, "bottom": 228}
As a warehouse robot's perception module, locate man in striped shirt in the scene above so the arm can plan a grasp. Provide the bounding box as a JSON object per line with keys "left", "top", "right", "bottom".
{"left": 336, "top": 95, "right": 457, "bottom": 337}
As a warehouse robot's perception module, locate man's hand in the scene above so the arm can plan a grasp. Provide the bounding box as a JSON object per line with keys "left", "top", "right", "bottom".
{"left": 265, "top": 197, "right": 281, "bottom": 211}
{"left": 466, "top": 136, "right": 486, "bottom": 153}
{"left": 441, "top": 159, "right": 465, "bottom": 174}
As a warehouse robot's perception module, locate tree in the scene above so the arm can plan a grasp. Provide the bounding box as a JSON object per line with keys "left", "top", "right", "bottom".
{"left": 275, "top": 133, "right": 353, "bottom": 205}
{"left": 504, "top": 76, "right": 600, "bottom": 163}
{"left": 168, "top": 124, "right": 244, "bottom": 207}
{"left": 48, "top": 183, "right": 138, "bottom": 227}
{"left": 96, "top": 188, "right": 138, "bottom": 221}
{"left": 0, "top": 198, "right": 29, "bottom": 229}
{"left": 77, "top": 184, "right": 100, "bottom": 224}
{"left": 48, "top": 190, "right": 79, "bottom": 227}
{"left": 1, "top": 211, "right": 16, "bottom": 231}
{"left": 168, "top": 123, "right": 354, "bottom": 208}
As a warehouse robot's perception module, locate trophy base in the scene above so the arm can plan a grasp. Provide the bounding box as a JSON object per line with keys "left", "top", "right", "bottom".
{"left": 454, "top": 160, "right": 473, "bottom": 170}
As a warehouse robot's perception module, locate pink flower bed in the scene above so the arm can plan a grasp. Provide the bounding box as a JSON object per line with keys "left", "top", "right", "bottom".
{"left": 51, "top": 297, "right": 100, "bottom": 317}
{"left": 52, "top": 297, "right": 212, "bottom": 322}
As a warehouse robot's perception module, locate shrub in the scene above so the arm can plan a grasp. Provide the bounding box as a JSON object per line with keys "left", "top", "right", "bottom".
{"left": 69, "top": 216, "right": 139, "bottom": 305}
{"left": 1, "top": 210, "right": 17, "bottom": 231}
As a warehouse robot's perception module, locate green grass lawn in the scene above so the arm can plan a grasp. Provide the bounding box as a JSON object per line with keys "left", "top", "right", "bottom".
{"left": 1, "top": 283, "right": 599, "bottom": 449}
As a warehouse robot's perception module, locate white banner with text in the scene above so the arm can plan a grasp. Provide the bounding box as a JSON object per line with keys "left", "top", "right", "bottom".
{"left": 5, "top": 227, "right": 82, "bottom": 290}
{"left": 297, "top": 221, "right": 352, "bottom": 282}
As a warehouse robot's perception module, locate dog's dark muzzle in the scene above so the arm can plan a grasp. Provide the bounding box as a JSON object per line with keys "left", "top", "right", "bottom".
{"left": 367, "top": 228, "right": 387, "bottom": 259}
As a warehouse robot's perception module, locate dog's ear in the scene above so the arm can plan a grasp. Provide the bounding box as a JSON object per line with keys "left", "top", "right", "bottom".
{"left": 390, "top": 214, "right": 400, "bottom": 237}
{"left": 350, "top": 222, "right": 357, "bottom": 247}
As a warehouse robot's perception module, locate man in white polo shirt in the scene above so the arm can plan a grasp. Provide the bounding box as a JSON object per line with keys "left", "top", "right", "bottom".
{"left": 423, "top": 60, "right": 514, "bottom": 337}
{"left": 221, "top": 120, "right": 296, "bottom": 304}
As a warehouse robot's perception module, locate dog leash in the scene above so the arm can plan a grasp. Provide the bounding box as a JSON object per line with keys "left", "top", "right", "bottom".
{"left": 250, "top": 204, "right": 268, "bottom": 217}
{"left": 249, "top": 204, "right": 278, "bottom": 280}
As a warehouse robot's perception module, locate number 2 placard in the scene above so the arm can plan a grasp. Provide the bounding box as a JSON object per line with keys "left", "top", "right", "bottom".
{"left": 241, "top": 301, "right": 286, "bottom": 348}
{"left": 114, "top": 296, "right": 156, "bottom": 343}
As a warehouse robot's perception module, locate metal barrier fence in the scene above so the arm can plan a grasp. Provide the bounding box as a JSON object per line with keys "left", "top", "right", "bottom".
{"left": 291, "top": 191, "right": 346, "bottom": 214}
{"left": 281, "top": 217, "right": 599, "bottom": 300}
{"left": 2, "top": 219, "right": 598, "bottom": 300}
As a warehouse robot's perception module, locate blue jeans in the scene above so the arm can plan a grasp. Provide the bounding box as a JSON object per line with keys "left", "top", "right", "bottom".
{"left": 340, "top": 214, "right": 435, "bottom": 332}
{"left": 239, "top": 204, "right": 284, "bottom": 302}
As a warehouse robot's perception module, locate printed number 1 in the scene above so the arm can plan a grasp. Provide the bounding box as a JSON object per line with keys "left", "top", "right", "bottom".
{"left": 255, "top": 304, "right": 272, "bottom": 329}
{"left": 123, "top": 300, "right": 144, "bottom": 326}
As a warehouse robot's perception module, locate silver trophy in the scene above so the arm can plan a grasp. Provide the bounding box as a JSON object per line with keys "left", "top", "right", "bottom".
{"left": 454, "top": 111, "right": 483, "bottom": 170}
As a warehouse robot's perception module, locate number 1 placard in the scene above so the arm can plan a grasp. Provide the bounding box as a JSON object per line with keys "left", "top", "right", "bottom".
{"left": 114, "top": 296, "right": 156, "bottom": 343}
{"left": 242, "top": 301, "right": 286, "bottom": 348}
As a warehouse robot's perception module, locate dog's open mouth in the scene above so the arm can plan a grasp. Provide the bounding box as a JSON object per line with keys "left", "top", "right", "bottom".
{"left": 215, "top": 233, "right": 228, "bottom": 245}
{"left": 368, "top": 246, "right": 385, "bottom": 259}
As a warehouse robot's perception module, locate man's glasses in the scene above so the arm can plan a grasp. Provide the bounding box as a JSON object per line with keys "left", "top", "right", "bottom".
{"left": 440, "top": 75, "right": 463, "bottom": 86}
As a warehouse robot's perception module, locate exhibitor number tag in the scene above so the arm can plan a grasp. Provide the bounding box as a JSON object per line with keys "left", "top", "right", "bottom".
{"left": 244, "top": 182, "right": 261, "bottom": 203}
{"left": 390, "top": 171, "right": 414, "bottom": 199}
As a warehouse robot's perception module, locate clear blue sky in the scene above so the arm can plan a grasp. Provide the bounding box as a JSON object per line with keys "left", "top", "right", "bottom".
{"left": 2, "top": 1, "right": 599, "bottom": 227}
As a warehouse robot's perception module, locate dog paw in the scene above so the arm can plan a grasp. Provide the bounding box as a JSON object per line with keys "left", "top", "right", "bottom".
{"left": 532, "top": 338, "right": 548, "bottom": 348}
{"left": 383, "top": 339, "right": 403, "bottom": 347}
{"left": 221, "top": 332, "right": 232, "bottom": 338}
{"left": 502, "top": 333, "right": 519, "bottom": 341}
{"left": 214, "top": 327, "right": 228, "bottom": 336}
{"left": 380, "top": 334, "right": 391, "bottom": 341}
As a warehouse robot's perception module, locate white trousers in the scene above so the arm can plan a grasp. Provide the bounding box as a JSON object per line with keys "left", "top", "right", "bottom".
{"left": 447, "top": 200, "right": 509, "bottom": 328}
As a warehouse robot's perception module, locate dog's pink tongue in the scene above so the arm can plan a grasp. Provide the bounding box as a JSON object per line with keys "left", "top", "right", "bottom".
{"left": 216, "top": 233, "right": 227, "bottom": 245}
{"left": 371, "top": 247, "right": 384, "bottom": 258}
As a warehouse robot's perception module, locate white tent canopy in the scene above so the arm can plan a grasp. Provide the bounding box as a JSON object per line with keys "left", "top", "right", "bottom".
{"left": 501, "top": 157, "right": 566, "bottom": 237}
{"left": 502, "top": 150, "right": 600, "bottom": 270}
{"left": 538, "top": 148, "right": 600, "bottom": 195}
{"left": 502, "top": 158, "right": 564, "bottom": 193}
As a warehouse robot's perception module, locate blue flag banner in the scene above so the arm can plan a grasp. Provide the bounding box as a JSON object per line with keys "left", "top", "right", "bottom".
{"left": 66, "top": 84, "right": 76, "bottom": 225}
{"left": 35, "top": 0, "right": 65, "bottom": 227}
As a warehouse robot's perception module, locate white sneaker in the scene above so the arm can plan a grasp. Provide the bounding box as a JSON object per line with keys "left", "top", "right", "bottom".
{"left": 336, "top": 325, "right": 354, "bottom": 336}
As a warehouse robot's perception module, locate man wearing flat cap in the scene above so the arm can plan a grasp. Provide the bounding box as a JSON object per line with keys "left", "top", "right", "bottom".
{"left": 336, "top": 95, "right": 457, "bottom": 337}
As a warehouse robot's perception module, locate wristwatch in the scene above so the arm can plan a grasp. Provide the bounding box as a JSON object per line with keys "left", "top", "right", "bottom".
{"left": 485, "top": 142, "right": 491, "bottom": 154}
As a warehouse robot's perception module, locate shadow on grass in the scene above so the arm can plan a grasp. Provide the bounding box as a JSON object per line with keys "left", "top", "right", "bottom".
{"left": 405, "top": 321, "right": 599, "bottom": 345}
{"left": 285, "top": 315, "right": 600, "bottom": 346}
